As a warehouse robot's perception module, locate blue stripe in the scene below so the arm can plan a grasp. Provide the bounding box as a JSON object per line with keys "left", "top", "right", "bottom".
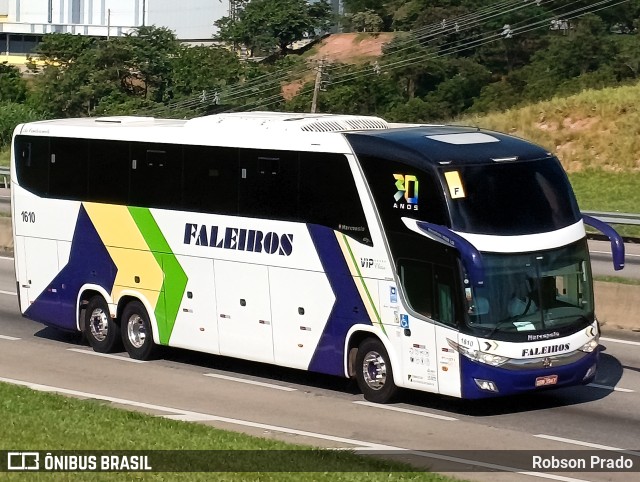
{"left": 307, "top": 225, "right": 372, "bottom": 376}
{"left": 25, "top": 206, "right": 117, "bottom": 331}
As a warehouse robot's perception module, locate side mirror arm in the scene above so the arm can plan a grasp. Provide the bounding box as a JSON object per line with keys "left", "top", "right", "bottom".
{"left": 582, "top": 214, "right": 625, "bottom": 271}
{"left": 416, "top": 221, "right": 485, "bottom": 286}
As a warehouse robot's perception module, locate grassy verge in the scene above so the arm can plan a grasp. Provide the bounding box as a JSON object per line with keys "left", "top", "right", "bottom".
{"left": 568, "top": 171, "right": 640, "bottom": 213}
{"left": 594, "top": 275, "right": 640, "bottom": 286}
{"left": 0, "top": 382, "right": 460, "bottom": 481}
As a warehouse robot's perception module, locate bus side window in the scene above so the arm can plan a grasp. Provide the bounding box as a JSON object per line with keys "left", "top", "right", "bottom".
{"left": 299, "top": 152, "right": 371, "bottom": 244}
{"left": 15, "top": 135, "right": 49, "bottom": 196}
{"left": 129, "top": 142, "right": 182, "bottom": 209}
{"left": 238, "top": 149, "right": 299, "bottom": 221}
{"left": 183, "top": 145, "right": 238, "bottom": 215}
{"left": 434, "top": 265, "right": 456, "bottom": 327}
{"left": 398, "top": 259, "right": 434, "bottom": 318}
{"left": 398, "top": 259, "right": 458, "bottom": 327}
{"left": 49, "top": 137, "right": 88, "bottom": 200}
{"left": 88, "top": 140, "right": 130, "bottom": 205}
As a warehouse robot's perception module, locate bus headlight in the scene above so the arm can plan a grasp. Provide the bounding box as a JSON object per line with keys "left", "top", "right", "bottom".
{"left": 447, "top": 339, "right": 510, "bottom": 367}
{"left": 579, "top": 338, "right": 599, "bottom": 353}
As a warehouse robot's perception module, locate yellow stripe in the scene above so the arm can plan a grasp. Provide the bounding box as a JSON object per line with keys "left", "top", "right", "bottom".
{"left": 335, "top": 233, "right": 382, "bottom": 330}
{"left": 84, "top": 203, "right": 163, "bottom": 307}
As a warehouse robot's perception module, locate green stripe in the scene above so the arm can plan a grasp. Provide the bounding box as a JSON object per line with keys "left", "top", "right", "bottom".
{"left": 129, "top": 207, "right": 188, "bottom": 345}
{"left": 342, "top": 234, "right": 387, "bottom": 337}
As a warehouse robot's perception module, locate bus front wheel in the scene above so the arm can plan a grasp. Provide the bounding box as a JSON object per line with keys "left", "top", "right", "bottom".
{"left": 121, "top": 300, "right": 158, "bottom": 360}
{"left": 85, "top": 295, "right": 120, "bottom": 353}
{"left": 355, "top": 338, "right": 397, "bottom": 403}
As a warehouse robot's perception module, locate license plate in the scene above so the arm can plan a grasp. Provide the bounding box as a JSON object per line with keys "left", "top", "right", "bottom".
{"left": 535, "top": 375, "right": 558, "bottom": 387}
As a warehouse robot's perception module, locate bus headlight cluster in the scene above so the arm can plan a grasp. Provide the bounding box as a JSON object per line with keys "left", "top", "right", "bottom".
{"left": 579, "top": 338, "right": 599, "bottom": 353}
{"left": 447, "top": 339, "right": 510, "bottom": 367}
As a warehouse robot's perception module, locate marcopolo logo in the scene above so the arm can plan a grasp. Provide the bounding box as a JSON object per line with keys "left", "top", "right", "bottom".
{"left": 184, "top": 223, "right": 294, "bottom": 256}
{"left": 522, "top": 343, "right": 570, "bottom": 357}
{"left": 393, "top": 174, "right": 419, "bottom": 211}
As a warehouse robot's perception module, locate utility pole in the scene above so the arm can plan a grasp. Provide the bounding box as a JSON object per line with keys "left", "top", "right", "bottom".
{"left": 311, "top": 58, "right": 326, "bottom": 114}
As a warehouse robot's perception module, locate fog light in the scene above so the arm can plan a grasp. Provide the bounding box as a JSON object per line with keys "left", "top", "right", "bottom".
{"left": 474, "top": 378, "right": 499, "bottom": 392}
{"left": 583, "top": 364, "right": 597, "bottom": 380}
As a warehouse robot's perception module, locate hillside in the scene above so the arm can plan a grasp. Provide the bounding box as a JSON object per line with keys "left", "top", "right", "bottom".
{"left": 305, "top": 32, "right": 395, "bottom": 64}
{"left": 464, "top": 82, "right": 640, "bottom": 174}
{"left": 284, "top": 33, "right": 395, "bottom": 100}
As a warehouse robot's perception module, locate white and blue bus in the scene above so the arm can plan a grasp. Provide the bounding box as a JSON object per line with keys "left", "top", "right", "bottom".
{"left": 10, "top": 112, "right": 625, "bottom": 402}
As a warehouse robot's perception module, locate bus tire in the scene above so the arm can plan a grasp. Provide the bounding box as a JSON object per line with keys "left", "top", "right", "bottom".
{"left": 355, "top": 338, "right": 397, "bottom": 403}
{"left": 85, "top": 295, "right": 120, "bottom": 353}
{"left": 121, "top": 300, "right": 157, "bottom": 360}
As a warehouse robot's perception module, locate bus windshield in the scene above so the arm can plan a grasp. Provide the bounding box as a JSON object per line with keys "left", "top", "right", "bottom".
{"left": 464, "top": 240, "right": 593, "bottom": 338}
{"left": 442, "top": 158, "right": 581, "bottom": 235}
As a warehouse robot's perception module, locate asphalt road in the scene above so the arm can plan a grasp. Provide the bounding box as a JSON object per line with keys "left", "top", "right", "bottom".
{"left": 0, "top": 257, "right": 639, "bottom": 481}
{"left": 588, "top": 239, "right": 640, "bottom": 279}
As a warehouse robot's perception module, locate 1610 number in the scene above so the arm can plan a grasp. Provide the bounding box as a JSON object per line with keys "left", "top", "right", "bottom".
{"left": 21, "top": 211, "right": 36, "bottom": 223}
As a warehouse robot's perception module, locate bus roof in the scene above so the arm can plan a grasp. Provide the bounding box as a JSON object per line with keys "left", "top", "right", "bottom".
{"left": 345, "top": 125, "right": 552, "bottom": 166}
{"left": 17, "top": 113, "right": 551, "bottom": 163}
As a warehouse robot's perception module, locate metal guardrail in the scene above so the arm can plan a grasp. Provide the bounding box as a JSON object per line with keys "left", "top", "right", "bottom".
{"left": 0, "top": 167, "right": 9, "bottom": 189}
{"left": 583, "top": 211, "right": 640, "bottom": 226}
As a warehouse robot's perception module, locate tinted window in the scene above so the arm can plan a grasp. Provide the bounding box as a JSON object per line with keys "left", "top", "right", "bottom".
{"left": 49, "top": 137, "right": 88, "bottom": 200}
{"left": 398, "top": 258, "right": 457, "bottom": 327}
{"left": 129, "top": 142, "right": 182, "bottom": 209}
{"left": 239, "top": 149, "right": 299, "bottom": 220}
{"left": 358, "top": 155, "right": 449, "bottom": 233}
{"left": 88, "top": 140, "right": 130, "bottom": 204}
{"left": 443, "top": 158, "right": 581, "bottom": 235}
{"left": 14, "top": 135, "right": 49, "bottom": 195}
{"left": 299, "top": 152, "right": 371, "bottom": 244}
{"left": 183, "top": 145, "right": 238, "bottom": 215}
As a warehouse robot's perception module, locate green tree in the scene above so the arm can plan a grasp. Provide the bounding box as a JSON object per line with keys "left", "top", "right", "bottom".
{"left": 215, "top": 0, "right": 332, "bottom": 57}
{"left": 0, "top": 102, "right": 44, "bottom": 150}
{"left": 123, "top": 26, "right": 181, "bottom": 102}
{"left": 0, "top": 63, "right": 27, "bottom": 103}
{"left": 347, "top": 10, "right": 384, "bottom": 33}
{"left": 171, "top": 45, "right": 244, "bottom": 98}
{"left": 28, "top": 26, "right": 180, "bottom": 116}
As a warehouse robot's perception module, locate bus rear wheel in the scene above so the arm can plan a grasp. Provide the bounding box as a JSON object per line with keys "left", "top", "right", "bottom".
{"left": 85, "top": 295, "right": 120, "bottom": 353}
{"left": 355, "top": 338, "right": 397, "bottom": 403}
{"left": 121, "top": 300, "right": 157, "bottom": 361}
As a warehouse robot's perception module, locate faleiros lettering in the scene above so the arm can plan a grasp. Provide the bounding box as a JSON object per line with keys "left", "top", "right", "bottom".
{"left": 522, "top": 343, "right": 570, "bottom": 357}
{"left": 184, "top": 223, "right": 294, "bottom": 256}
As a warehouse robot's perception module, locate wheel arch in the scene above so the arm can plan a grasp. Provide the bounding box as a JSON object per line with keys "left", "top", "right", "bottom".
{"left": 344, "top": 325, "right": 402, "bottom": 387}
{"left": 76, "top": 284, "right": 114, "bottom": 332}
{"left": 115, "top": 291, "right": 161, "bottom": 346}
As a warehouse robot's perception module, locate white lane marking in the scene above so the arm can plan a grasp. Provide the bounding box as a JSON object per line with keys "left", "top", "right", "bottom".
{"left": 601, "top": 336, "right": 640, "bottom": 347}
{"left": 354, "top": 400, "right": 458, "bottom": 421}
{"left": 0, "top": 334, "right": 20, "bottom": 341}
{"left": 67, "top": 348, "right": 146, "bottom": 363}
{"left": 587, "top": 383, "right": 634, "bottom": 393}
{"left": 534, "top": 434, "right": 640, "bottom": 457}
{"left": 203, "top": 373, "right": 297, "bottom": 392}
{"left": 0, "top": 289, "right": 17, "bottom": 296}
{"left": 0, "top": 376, "right": 589, "bottom": 481}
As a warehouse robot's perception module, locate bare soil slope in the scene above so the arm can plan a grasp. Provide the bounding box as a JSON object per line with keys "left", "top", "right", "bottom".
{"left": 307, "top": 32, "right": 395, "bottom": 63}
{"left": 283, "top": 33, "right": 395, "bottom": 100}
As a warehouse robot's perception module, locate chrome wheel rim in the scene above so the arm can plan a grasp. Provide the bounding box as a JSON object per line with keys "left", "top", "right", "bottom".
{"left": 362, "top": 351, "right": 387, "bottom": 390}
{"left": 89, "top": 308, "right": 109, "bottom": 342}
{"left": 127, "top": 314, "right": 146, "bottom": 349}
